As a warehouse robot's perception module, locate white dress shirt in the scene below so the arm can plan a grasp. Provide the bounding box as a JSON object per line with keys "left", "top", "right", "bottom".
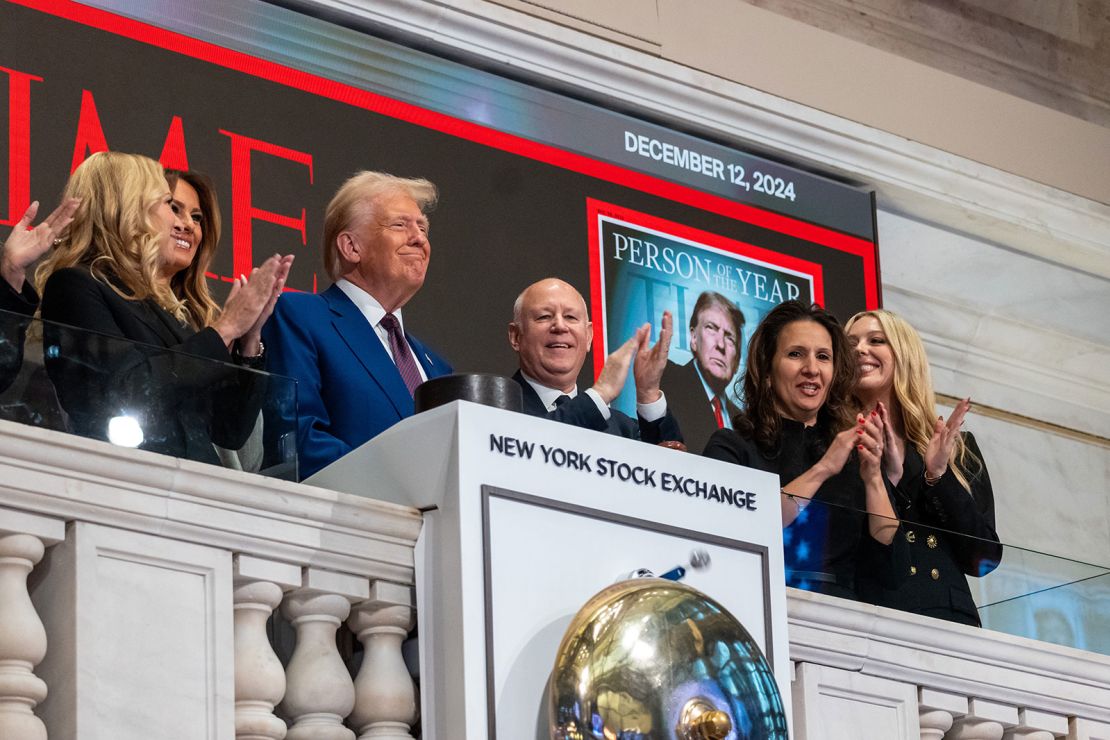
{"left": 336, "top": 278, "right": 429, "bottom": 382}
{"left": 520, "top": 372, "right": 667, "bottom": 421}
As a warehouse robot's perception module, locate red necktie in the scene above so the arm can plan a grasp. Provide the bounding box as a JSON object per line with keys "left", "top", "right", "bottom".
{"left": 712, "top": 396, "right": 724, "bottom": 428}
{"left": 379, "top": 313, "right": 423, "bottom": 396}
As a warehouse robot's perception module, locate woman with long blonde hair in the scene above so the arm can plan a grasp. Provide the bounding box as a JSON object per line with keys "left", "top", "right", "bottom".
{"left": 847, "top": 309, "right": 1001, "bottom": 625}
{"left": 36, "top": 151, "right": 292, "bottom": 464}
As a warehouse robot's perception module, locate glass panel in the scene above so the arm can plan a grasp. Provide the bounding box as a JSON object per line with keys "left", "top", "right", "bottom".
{"left": 0, "top": 307, "right": 297, "bottom": 480}
{"left": 777, "top": 491, "right": 1109, "bottom": 656}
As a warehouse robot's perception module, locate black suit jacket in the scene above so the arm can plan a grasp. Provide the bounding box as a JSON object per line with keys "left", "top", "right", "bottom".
{"left": 0, "top": 279, "right": 38, "bottom": 394}
{"left": 856, "top": 434, "right": 1001, "bottom": 626}
{"left": 40, "top": 266, "right": 263, "bottom": 464}
{"left": 660, "top": 360, "right": 740, "bottom": 455}
{"left": 512, "top": 370, "right": 682, "bottom": 444}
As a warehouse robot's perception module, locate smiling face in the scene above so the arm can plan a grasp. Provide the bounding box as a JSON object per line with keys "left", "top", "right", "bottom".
{"left": 690, "top": 303, "right": 740, "bottom": 394}
{"left": 847, "top": 315, "right": 895, "bottom": 405}
{"left": 509, "top": 279, "right": 593, "bottom": 394}
{"left": 158, "top": 179, "right": 202, "bottom": 280}
{"left": 341, "top": 190, "right": 430, "bottom": 312}
{"left": 152, "top": 184, "right": 188, "bottom": 281}
{"left": 771, "top": 319, "right": 834, "bottom": 425}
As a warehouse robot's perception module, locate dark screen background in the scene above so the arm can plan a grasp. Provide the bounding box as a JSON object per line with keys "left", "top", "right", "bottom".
{"left": 0, "top": 1, "right": 875, "bottom": 389}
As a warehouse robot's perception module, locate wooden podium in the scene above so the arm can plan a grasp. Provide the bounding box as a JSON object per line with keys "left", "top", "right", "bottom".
{"left": 308, "top": 400, "right": 790, "bottom": 739}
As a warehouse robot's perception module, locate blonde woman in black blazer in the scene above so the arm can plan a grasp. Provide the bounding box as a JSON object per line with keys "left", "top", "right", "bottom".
{"left": 36, "top": 152, "right": 292, "bottom": 464}
{"left": 847, "top": 309, "right": 1001, "bottom": 626}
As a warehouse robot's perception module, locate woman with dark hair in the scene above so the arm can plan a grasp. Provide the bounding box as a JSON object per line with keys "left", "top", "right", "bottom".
{"left": 704, "top": 300, "right": 905, "bottom": 600}
{"left": 35, "top": 151, "right": 292, "bottom": 464}
{"left": 847, "top": 309, "right": 1001, "bottom": 625}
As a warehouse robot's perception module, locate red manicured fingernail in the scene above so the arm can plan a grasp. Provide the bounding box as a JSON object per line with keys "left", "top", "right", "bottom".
{"left": 871, "top": 410, "right": 877, "bottom": 417}
{"left": 859, "top": 417, "right": 866, "bottom": 424}
{"left": 857, "top": 444, "right": 864, "bottom": 450}
{"left": 857, "top": 429, "right": 863, "bottom": 434}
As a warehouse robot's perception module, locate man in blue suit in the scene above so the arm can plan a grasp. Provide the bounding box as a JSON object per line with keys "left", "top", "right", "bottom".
{"left": 264, "top": 171, "right": 452, "bottom": 479}
{"left": 508, "top": 278, "right": 682, "bottom": 445}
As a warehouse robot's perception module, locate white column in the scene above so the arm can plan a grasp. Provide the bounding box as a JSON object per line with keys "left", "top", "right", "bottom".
{"left": 0, "top": 510, "right": 64, "bottom": 740}
{"left": 348, "top": 582, "right": 417, "bottom": 740}
{"left": 948, "top": 698, "right": 1018, "bottom": 740}
{"left": 280, "top": 569, "right": 369, "bottom": 740}
{"left": 1003, "top": 708, "right": 1069, "bottom": 740}
{"left": 233, "top": 555, "right": 302, "bottom": 740}
{"left": 918, "top": 688, "right": 966, "bottom": 740}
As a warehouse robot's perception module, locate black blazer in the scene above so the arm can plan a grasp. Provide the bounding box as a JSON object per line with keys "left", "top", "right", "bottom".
{"left": 512, "top": 370, "right": 683, "bottom": 444}
{"left": 40, "top": 266, "right": 263, "bottom": 464}
{"left": 704, "top": 417, "right": 908, "bottom": 601}
{"left": 856, "top": 434, "right": 1001, "bottom": 626}
{"left": 0, "top": 279, "right": 38, "bottom": 394}
{"left": 660, "top": 360, "right": 740, "bottom": 455}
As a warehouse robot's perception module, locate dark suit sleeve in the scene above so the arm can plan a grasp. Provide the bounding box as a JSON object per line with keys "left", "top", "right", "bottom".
{"left": 899, "top": 433, "right": 1002, "bottom": 576}
{"left": 0, "top": 279, "right": 38, "bottom": 394}
{"left": 41, "top": 268, "right": 255, "bottom": 457}
{"left": 545, "top": 393, "right": 609, "bottom": 432}
{"left": 637, "top": 406, "right": 684, "bottom": 445}
{"left": 262, "top": 295, "right": 353, "bottom": 479}
{"left": 861, "top": 475, "right": 912, "bottom": 590}
{"left": 702, "top": 428, "right": 756, "bottom": 466}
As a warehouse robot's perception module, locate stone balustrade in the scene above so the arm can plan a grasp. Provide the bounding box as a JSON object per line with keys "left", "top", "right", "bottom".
{"left": 0, "top": 420, "right": 420, "bottom": 740}
{"left": 1, "top": 419, "right": 1108, "bottom": 739}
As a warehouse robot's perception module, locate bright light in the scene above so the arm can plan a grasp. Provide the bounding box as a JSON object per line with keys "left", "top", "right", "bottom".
{"left": 107, "top": 415, "right": 144, "bottom": 448}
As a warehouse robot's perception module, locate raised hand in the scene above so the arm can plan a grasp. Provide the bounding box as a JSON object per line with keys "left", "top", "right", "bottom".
{"left": 212, "top": 254, "right": 290, "bottom": 349}
{"left": 817, "top": 424, "right": 860, "bottom": 479}
{"left": 591, "top": 327, "right": 646, "bottom": 404}
{"left": 238, "top": 254, "right": 293, "bottom": 355}
{"left": 1, "top": 198, "right": 81, "bottom": 291}
{"left": 924, "top": 397, "right": 971, "bottom": 480}
{"left": 856, "top": 410, "right": 886, "bottom": 483}
{"left": 874, "top": 401, "right": 904, "bottom": 484}
{"left": 632, "top": 310, "right": 672, "bottom": 404}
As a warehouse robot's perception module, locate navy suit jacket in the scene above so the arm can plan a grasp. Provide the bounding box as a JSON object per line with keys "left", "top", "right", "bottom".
{"left": 263, "top": 284, "right": 452, "bottom": 479}
{"left": 512, "top": 370, "right": 682, "bottom": 444}
{"left": 660, "top": 360, "right": 740, "bottom": 455}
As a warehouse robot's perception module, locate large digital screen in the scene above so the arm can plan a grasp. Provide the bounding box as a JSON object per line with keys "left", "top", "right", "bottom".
{"left": 1, "top": 0, "right": 878, "bottom": 422}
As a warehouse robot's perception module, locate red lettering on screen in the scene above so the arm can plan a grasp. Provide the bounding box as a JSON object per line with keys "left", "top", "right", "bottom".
{"left": 69, "top": 89, "right": 109, "bottom": 172}
{"left": 218, "top": 129, "right": 313, "bottom": 283}
{"left": 158, "top": 115, "right": 189, "bottom": 171}
{"left": 0, "top": 65, "right": 41, "bottom": 227}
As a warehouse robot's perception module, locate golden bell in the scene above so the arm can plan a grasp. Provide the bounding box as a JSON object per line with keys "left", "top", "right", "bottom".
{"left": 548, "top": 578, "right": 788, "bottom": 739}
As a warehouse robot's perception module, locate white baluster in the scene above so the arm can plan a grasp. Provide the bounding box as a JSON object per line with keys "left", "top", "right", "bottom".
{"left": 920, "top": 709, "right": 953, "bottom": 740}
{"left": 919, "top": 687, "right": 964, "bottom": 740}
{"left": 0, "top": 533, "right": 48, "bottom": 740}
{"left": 280, "top": 570, "right": 368, "bottom": 740}
{"left": 348, "top": 582, "right": 417, "bottom": 740}
{"left": 233, "top": 555, "right": 303, "bottom": 740}
{"left": 234, "top": 579, "right": 287, "bottom": 740}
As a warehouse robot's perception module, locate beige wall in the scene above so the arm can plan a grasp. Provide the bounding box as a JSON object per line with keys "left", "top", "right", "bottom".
{"left": 490, "top": 0, "right": 1110, "bottom": 205}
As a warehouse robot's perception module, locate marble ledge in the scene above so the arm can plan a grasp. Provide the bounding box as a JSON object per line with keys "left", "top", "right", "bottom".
{"left": 787, "top": 589, "right": 1110, "bottom": 723}
{"left": 0, "top": 419, "right": 423, "bottom": 580}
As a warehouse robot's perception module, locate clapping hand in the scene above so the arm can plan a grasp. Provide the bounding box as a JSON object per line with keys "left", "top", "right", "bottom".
{"left": 924, "top": 397, "right": 971, "bottom": 481}
{"left": 856, "top": 409, "right": 886, "bottom": 483}
{"left": 213, "top": 253, "right": 294, "bottom": 352}
{"left": 633, "top": 310, "right": 672, "bottom": 404}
